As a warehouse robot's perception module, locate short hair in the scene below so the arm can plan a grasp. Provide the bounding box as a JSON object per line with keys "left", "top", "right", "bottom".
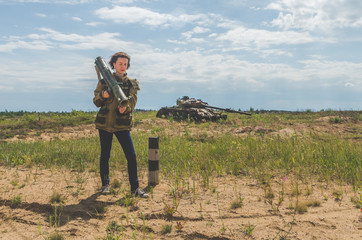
{"left": 109, "top": 52, "right": 131, "bottom": 69}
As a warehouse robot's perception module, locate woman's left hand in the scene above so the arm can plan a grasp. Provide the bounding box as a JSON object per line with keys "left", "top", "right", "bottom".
{"left": 118, "top": 106, "right": 127, "bottom": 114}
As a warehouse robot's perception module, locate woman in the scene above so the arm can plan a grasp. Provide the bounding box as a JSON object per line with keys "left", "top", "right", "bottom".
{"left": 93, "top": 51, "right": 148, "bottom": 198}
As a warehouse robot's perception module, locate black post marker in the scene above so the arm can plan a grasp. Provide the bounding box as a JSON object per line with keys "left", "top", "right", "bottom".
{"left": 148, "top": 137, "right": 159, "bottom": 186}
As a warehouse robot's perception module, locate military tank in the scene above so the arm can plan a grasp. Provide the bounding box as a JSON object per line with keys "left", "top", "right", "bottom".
{"left": 156, "top": 96, "right": 251, "bottom": 122}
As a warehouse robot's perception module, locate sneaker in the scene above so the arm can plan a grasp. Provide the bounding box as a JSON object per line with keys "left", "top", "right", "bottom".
{"left": 101, "top": 184, "right": 110, "bottom": 194}
{"left": 133, "top": 188, "right": 149, "bottom": 198}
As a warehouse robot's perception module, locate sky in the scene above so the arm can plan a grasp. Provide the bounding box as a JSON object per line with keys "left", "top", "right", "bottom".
{"left": 0, "top": 0, "right": 361, "bottom": 112}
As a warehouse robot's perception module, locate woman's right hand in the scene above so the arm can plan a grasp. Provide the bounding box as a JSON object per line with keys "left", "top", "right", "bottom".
{"left": 102, "top": 90, "right": 110, "bottom": 98}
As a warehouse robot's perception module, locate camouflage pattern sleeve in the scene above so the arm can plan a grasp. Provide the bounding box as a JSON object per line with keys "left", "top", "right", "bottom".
{"left": 126, "top": 79, "right": 140, "bottom": 113}
{"left": 93, "top": 80, "right": 108, "bottom": 107}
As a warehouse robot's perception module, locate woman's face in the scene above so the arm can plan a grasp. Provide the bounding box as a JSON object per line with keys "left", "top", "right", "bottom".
{"left": 113, "top": 57, "right": 128, "bottom": 76}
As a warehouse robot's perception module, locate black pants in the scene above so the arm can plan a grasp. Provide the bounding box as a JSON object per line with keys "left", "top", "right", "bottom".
{"left": 98, "top": 129, "right": 139, "bottom": 192}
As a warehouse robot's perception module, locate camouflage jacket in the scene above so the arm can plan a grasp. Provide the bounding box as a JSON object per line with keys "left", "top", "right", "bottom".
{"left": 93, "top": 73, "right": 140, "bottom": 132}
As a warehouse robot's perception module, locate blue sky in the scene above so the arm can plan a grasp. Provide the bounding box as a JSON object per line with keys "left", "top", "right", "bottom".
{"left": 0, "top": 0, "right": 361, "bottom": 112}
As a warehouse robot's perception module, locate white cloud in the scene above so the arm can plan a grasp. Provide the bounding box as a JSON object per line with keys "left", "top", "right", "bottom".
{"left": 0, "top": 56, "right": 94, "bottom": 91}
{"left": 72, "top": 16, "right": 82, "bottom": 21}
{"left": 1, "top": 44, "right": 361, "bottom": 110}
{"left": 0, "top": 28, "right": 148, "bottom": 52}
{"left": 192, "top": 26, "right": 210, "bottom": 34}
{"left": 0, "top": 40, "right": 53, "bottom": 52}
{"left": 4, "top": 0, "right": 93, "bottom": 3}
{"left": 95, "top": 6, "right": 176, "bottom": 26}
{"left": 267, "top": 0, "right": 362, "bottom": 32}
{"left": 298, "top": 59, "right": 362, "bottom": 85}
{"left": 215, "top": 26, "right": 329, "bottom": 48}
{"left": 181, "top": 26, "right": 210, "bottom": 41}
{"left": 29, "top": 28, "right": 95, "bottom": 42}
{"left": 167, "top": 39, "right": 186, "bottom": 45}
{"left": 86, "top": 22, "right": 102, "bottom": 27}
{"left": 132, "top": 49, "right": 362, "bottom": 93}
{"left": 2, "top": 47, "right": 360, "bottom": 95}
{"left": 35, "top": 13, "right": 47, "bottom": 17}
{"left": 109, "top": 0, "right": 134, "bottom": 3}
{"left": 95, "top": 6, "right": 216, "bottom": 28}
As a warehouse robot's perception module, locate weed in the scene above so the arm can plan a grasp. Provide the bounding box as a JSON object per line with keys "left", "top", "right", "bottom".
{"left": 286, "top": 204, "right": 294, "bottom": 210}
{"left": 265, "top": 188, "right": 275, "bottom": 199}
{"left": 305, "top": 184, "right": 313, "bottom": 196}
{"left": 329, "top": 117, "right": 344, "bottom": 124}
{"left": 294, "top": 202, "right": 308, "bottom": 214}
{"left": 37, "top": 219, "right": 42, "bottom": 235}
{"left": 94, "top": 204, "right": 107, "bottom": 215}
{"left": 49, "top": 203, "right": 63, "bottom": 228}
{"left": 141, "top": 212, "right": 149, "bottom": 236}
{"left": 306, "top": 200, "right": 321, "bottom": 207}
{"left": 149, "top": 186, "right": 154, "bottom": 199}
{"left": 292, "top": 182, "right": 301, "bottom": 197}
{"left": 162, "top": 184, "right": 180, "bottom": 219}
{"left": 274, "top": 204, "right": 298, "bottom": 240}
{"left": 176, "top": 221, "right": 183, "bottom": 232}
{"left": 241, "top": 222, "right": 256, "bottom": 236}
{"left": 217, "top": 192, "right": 221, "bottom": 218}
{"left": 10, "top": 195, "right": 21, "bottom": 206}
{"left": 275, "top": 179, "right": 286, "bottom": 211}
{"left": 50, "top": 192, "right": 66, "bottom": 204}
{"left": 220, "top": 222, "right": 227, "bottom": 233}
{"left": 116, "top": 196, "right": 136, "bottom": 208}
{"left": 206, "top": 221, "right": 214, "bottom": 227}
{"left": 161, "top": 224, "right": 172, "bottom": 234}
{"left": 199, "top": 203, "right": 204, "bottom": 220}
{"left": 48, "top": 232, "right": 65, "bottom": 240}
{"left": 168, "top": 184, "right": 180, "bottom": 209}
{"left": 104, "top": 220, "right": 123, "bottom": 240}
{"left": 10, "top": 179, "right": 18, "bottom": 187}
{"left": 332, "top": 189, "right": 343, "bottom": 201}
{"left": 103, "top": 231, "right": 121, "bottom": 240}
{"left": 350, "top": 195, "right": 362, "bottom": 208}
{"left": 264, "top": 186, "right": 276, "bottom": 211}
{"left": 107, "top": 221, "right": 122, "bottom": 232}
{"left": 163, "top": 203, "right": 176, "bottom": 219}
{"left": 111, "top": 179, "right": 122, "bottom": 189}
{"left": 230, "top": 196, "right": 244, "bottom": 209}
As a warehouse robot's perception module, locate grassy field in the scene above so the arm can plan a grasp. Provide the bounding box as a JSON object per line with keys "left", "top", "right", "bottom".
{"left": 1, "top": 110, "right": 360, "bottom": 188}
{"left": 0, "top": 110, "right": 361, "bottom": 239}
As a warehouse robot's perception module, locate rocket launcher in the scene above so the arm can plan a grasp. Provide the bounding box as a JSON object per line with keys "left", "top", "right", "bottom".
{"left": 94, "top": 56, "right": 129, "bottom": 108}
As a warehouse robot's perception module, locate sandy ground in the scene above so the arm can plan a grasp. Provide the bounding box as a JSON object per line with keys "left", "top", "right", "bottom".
{"left": 0, "top": 166, "right": 361, "bottom": 240}
{"left": 1, "top": 115, "right": 361, "bottom": 239}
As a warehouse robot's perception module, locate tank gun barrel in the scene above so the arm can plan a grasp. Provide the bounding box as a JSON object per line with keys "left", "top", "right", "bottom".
{"left": 178, "top": 98, "right": 252, "bottom": 116}
{"left": 204, "top": 105, "right": 252, "bottom": 116}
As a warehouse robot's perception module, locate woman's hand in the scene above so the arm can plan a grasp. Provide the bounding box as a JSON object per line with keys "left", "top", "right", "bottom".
{"left": 102, "top": 90, "right": 110, "bottom": 98}
{"left": 118, "top": 106, "right": 127, "bottom": 114}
